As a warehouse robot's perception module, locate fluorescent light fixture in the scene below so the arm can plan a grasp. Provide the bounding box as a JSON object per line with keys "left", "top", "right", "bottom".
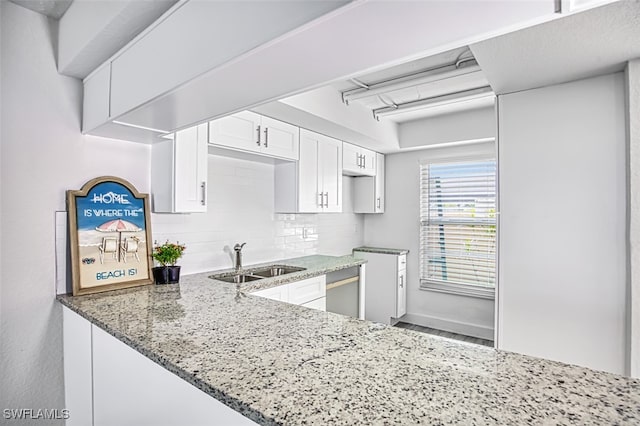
{"left": 112, "top": 120, "right": 170, "bottom": 134}
{"left": 342, "top": 63, "right": 481, "bottom": 104}
{"left": 373, "top": 86, "right": 495, "bottom": 121}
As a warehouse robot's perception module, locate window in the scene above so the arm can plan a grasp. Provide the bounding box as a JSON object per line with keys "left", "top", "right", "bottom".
{"left": 420, "top": 159, "right": 497, "bottom": 298}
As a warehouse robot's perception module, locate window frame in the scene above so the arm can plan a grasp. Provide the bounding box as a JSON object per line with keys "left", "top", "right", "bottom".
{"left": 419, "top": 156, "right": 497, "bottom": 300}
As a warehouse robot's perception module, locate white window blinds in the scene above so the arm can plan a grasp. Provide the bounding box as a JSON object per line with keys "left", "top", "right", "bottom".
{"left": 420, "top": 160, "right": 497, "bottom": 292}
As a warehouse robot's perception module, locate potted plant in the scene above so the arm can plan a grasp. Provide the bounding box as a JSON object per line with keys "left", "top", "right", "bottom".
{"left": 151, "top": 240, "right": 186, "bottom": 284}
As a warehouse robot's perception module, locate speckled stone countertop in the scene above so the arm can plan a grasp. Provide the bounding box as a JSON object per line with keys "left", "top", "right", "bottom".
{"left": 58, "top": 254, "right": 640, "bottom": 425}
{"left": 353, "top": 246, "right": 409, "bottom": 255}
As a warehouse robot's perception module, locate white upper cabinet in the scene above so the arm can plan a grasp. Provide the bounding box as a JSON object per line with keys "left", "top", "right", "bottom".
{"left": 151, "top": 123, "right": 208, "bottom": 213}
{"left": 354, "top": 152, "right": 385, "bottom": 214}
{"left": 209, "top": 111, "right": 262, "bottom": 152}
{"left": 318, "top": 135, "right": 342, "bottom": 212}
{"left": 260, "top": 116, "right": 300, "bottom": 160}
{"left": 209, "top": 112, "right": 299, "bottom": 161}
{"left": 275, "top": 129, "right": 342, "bottom": 213}
{"left": 342, "top": 142, "right": 376, "bottom": 176}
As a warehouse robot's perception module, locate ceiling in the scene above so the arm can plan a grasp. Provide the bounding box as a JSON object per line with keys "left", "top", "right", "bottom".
{"left": 9, "top": 0, "right": 73, "bottom": 19}
{"left": 328, "top": 0, "right": 640, "bottom": 124}
{"left": 470, "top": 0, "right": 640, "bottom": 94}
{"left": 334, "top": 46, "right": 494, "bottom": 123}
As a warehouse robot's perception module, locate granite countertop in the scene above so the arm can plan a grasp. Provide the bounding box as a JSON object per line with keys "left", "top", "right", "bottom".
{"left": 353, "top": 246, "right": 409, "bottom": 255}
{"left": 58, "top": 254, "right": 640, "bottom": 425}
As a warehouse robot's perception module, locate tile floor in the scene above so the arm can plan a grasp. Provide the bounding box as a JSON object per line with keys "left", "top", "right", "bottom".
{"left": 395, "top": 322, "right": 494, "bottom": 348}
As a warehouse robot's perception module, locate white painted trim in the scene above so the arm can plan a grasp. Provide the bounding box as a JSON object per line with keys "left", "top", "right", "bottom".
{"left": 402, "top": 312, "right": 494, "bottom": 341}
{"left": 419, "top": 281, "right": 495, "bottom": 300}
{"left": 626, "top": 58, "right": 640, "bottom": 378}
{"left": 396, "top": 137, "right": 495, "bottom": 154}
{"left": 494, "top": 95, "right": 502, "bottom": 349}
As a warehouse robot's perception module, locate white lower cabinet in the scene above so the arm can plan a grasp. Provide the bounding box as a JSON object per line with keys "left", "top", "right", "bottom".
{"left": 302, "top": 297, "right": 326, "bottom": 311}
{"left": 250, "top": 282, "right": 289, "bottom": 302}
{"left": 251, "top": 275, "right": 326, "bottom": 310}
{"left": 63, "top": 307, "right": 257, "bottom": 426}
{"left": 353, "top": 250, "right": 407, "bottom": 325}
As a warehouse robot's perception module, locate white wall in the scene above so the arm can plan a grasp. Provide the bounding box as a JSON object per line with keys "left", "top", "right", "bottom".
{"left": 628, "top": 58, "right": 640, "bottom": 378}
{"left": 399, "top": 106, "right": 495, "bottom": 149}
{"left": 0, "top": 2, "right": 363, "bottom": 415}
{"left": 0, "top": 2, "right": 151, "bottom": 420}
{"left": 363, "top": 141, "right": 496, "bottom": 340}
{"left": 498, "top": 73, "right": 627, "bottom": 374}
{"left": 152, "top": 155, "right": 363, "bottom": 273}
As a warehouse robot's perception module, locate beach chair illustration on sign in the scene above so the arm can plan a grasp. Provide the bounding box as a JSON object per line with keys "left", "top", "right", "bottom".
{"left": 98, "top": 237, "right": 118, "bottom": 264}
{"left": 120, "top": 237, "right": 140, "bottom": 263}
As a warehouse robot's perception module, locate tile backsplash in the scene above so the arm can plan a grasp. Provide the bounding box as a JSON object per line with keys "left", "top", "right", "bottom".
{"left": 151, "top": 155, "right": 364, "bottom": 274}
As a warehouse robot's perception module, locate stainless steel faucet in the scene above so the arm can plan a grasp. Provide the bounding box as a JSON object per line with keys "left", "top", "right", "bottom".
{"left": 233, "top": 243, "right": 246, "bottom": 271}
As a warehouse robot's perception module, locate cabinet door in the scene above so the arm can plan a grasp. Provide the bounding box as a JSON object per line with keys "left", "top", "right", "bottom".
{"left": 301, "top": 297, "right": 326, "bottom": 311}
{"left": 342, "top": 142, "right": 361, "bottom": 174}
{"left": 360, "top": 147, "right": 376, "bottom": 176}
{"left": 209, "top": 111, "right": 262, "bottom": 153}
{"left": 288, "top": 275, "right": 326, "bottom": 305}
{"left": 252, "top": 284, "right": 289, "bottom": 302}
{"left": 396, "top": 268, "right": 407, "bottom": 318}
{"left": 375, "top": 153, "right": 385, "bottom": 213}
{"left": 92, "top": 325, "right": 257, "bottom": 426}
{"left": 319, "top": 135, "right": 343, "bottom": 213}
{"left": 261, "top": 116, "right": 299, "bottom": 160}
{"left": 174, "top": 124, "right": 208, "bottom": 212}
{"left": 298, "top": 129, "right": 321, "bottom": 213}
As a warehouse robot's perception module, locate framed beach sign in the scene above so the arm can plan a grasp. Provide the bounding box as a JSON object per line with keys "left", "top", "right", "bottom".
{"left": 67, "top": 176, "right": 153, "bottom": 296}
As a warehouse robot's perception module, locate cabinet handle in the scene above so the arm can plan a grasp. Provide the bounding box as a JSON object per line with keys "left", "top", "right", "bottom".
{"left": 324, "top": 192, "right": 329, "bottom": 208}
{"left": 256, "top": 125, "right": 261, "bottom": 146}
{"left": 318, "top": 192, "right": 323, "bottom": 207}
{"left": 376, "top": 197, "right": 381, "bottom": 209}
{"left": 201, "top": 181, "right": 206, "bottom": 206}
{"left": 399, "top": 275, "right": 404, "bottom": 288}
{"left": 362, "top": 155, "right": 366, "bottom": 169}
{"left": 264, "top": 128, "right": 269, "bottom": 148}
{"left": 356, "top": 153, "right": 360, "bottom": 168}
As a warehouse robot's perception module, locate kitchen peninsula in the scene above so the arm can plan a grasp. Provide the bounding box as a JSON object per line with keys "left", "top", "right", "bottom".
{"left": 58, "top": 256, "right": 640, "bottom": 425}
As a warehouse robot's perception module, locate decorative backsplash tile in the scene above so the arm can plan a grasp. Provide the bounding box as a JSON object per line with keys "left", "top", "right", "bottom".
{"left": 151, "top": 155, "right": 364, "bottom": 274}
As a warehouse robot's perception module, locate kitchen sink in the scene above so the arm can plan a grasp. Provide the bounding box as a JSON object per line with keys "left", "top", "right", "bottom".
{"left": 209, "top": 265, "right": 306, "bottom": 283}
{"left": 250, "top": 265, "right": 306, "bottom": 278}
{"left": 212, "top": 273, "right": 263, "bottom": 284}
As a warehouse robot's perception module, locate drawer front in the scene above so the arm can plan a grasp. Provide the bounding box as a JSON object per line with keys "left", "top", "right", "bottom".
{"left": 301, "top": 296, "right": 326, "bottom": 311}
{"left": 251, "top": 284, "right": 289, "bottom": 302}
{"left": 288, "top": 275, "right": 326, "bottom": 305}
{"left": 398, "top": 254, "right": 407, "bottom": 271}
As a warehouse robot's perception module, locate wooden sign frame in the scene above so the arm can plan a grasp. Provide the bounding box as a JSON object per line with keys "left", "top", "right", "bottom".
{"left": 67, "top": 176, "right": 154, "bottom": 296}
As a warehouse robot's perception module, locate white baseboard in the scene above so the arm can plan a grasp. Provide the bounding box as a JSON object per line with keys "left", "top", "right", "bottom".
{"left": 401, "top": 312, "right": 494, "bottom": 341}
